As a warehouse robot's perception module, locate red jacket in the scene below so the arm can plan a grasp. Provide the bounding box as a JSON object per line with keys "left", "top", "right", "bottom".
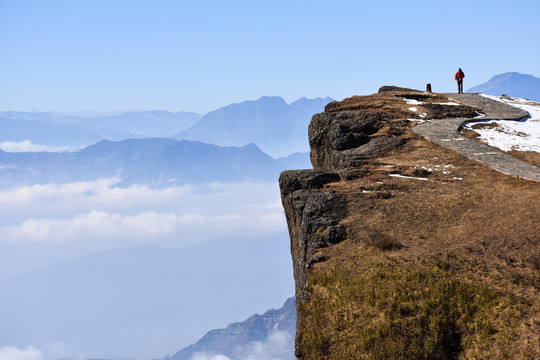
{"left": 455, "top": 70, "right": 465, "bottom": 81}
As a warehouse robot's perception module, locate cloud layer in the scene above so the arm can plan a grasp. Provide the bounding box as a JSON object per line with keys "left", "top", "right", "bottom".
{"left": 0, "top": 343, "right": 84, "bottom": 360}
{"left": 0, "top": 179, "right": 286, "bottom": 279}
{"left": 0, "top": 179, "right": 285, "bottom": 244}
{"left": 190, "top": 330, "right": 294, "bottom": 360}
{"left": 0, "top": 140, "right": 77, "bottom": 153}
{"left": 0, "top": 346, "right": 42, "bottom": 360}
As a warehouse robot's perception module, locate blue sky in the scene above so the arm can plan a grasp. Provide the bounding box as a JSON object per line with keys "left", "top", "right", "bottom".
{"left": 1, "top": 0, "right": 539, "bottom": 114}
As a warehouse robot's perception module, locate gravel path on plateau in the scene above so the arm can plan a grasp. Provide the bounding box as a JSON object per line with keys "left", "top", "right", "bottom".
{"left": 412, "top": 93, "right": 540, "bottom": 182}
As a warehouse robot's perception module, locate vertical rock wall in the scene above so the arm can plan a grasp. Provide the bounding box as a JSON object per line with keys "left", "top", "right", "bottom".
{"left": 279, "top": 107, "right": 404, "bottom": 358}
{"left": 279, "top": 170, "right": 346, "bottom": 357}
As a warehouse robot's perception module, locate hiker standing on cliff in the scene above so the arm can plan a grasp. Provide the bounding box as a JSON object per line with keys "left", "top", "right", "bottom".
{"left": 455, "top": 68, "right": 465, "bottom": 94}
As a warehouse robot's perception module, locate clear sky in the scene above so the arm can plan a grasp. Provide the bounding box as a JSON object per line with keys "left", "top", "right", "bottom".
{"left": 1, "top": 0, "right": 539, "bottom": 114}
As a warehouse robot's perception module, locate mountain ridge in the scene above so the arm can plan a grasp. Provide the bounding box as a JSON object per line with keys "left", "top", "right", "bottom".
{"left": 467, "top": 71, "right": 540, "bottom": 101}
{"left": 168, "top": 297, "right": 296, "bottom": 360}
{"left": 174, "top": 96, "right": 334, "bottom": 157}
{"left": 0, "top": 110, "right": 202, "bottom": 147}
{"left": 0, "top": 138, "right": 310, "bottom": 188}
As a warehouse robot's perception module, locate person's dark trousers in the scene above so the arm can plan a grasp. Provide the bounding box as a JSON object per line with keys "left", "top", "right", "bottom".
{"left": 457, "top": 80, "right": 463, "bottom": 93}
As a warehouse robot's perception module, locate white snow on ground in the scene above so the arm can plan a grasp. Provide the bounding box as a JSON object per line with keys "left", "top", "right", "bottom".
{"left": 464, "top": 95, "right": 540, "bottom": 152}
{"left": 436, "top": 102, "right": 460, "bottom": 106}
{"left": 405, "top": 98, "right": 424, "bottom": 105}
{"left": 409, "top": 107, "right": 418, "bottom": 112}
{"left": 389, "top": 173, "right": 428, "bottom": 181}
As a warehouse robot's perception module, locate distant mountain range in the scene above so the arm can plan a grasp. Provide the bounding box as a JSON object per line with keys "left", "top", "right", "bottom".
{"left": 467, "top": 72, "right": 540, "bottom": 101}
{"left": 0, "top": 235, "right": 294, "bottom": 359}
{"left": 0, "top": 138, "right": 311, "bottom": 188}
{"left": 0, "top": 110, "right": 202, "bottom": 148}
{"left": 0, "top": 96, "right": 332, "bottom": 158}
{"left": 168, "top": 297, "right": 295, "bottom": 360}
{"left": 174, "top": 96, "right": 334, "bottom": 157}
{"left": 84, "top": 110, "right": 202, "bottom": 137}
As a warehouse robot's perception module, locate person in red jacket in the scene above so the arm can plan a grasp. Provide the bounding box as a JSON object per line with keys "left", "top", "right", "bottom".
{"left": 455, "top": 68, "right": 465, "bottom": 93}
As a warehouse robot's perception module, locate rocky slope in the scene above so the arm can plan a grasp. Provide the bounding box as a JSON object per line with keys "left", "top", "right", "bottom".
{"left": 279, "top": 88, "right": 540, "bottom": 359}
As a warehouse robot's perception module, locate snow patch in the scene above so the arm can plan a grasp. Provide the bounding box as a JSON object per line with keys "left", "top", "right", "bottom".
{"left": 404, "top": 98, "right": 425, "bottom": 105}
{"left": 436, "top": 102, "right": 460, "bottom": 106}
{"left": 389, "top": 174, "right": 429, "bottom": 181}
{"left": 465, "top": 95, "right": 540, "bottom": 152}
{"left": 407, "top": 118, "right": 429, "bottom": 124}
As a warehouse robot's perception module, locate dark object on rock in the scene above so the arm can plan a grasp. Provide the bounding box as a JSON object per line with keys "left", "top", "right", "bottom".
{"left": 426, "top": 83, "right": 432, "bottom": 92}
{"left": 378, "top": 85, "right": 417, "bottom": 93}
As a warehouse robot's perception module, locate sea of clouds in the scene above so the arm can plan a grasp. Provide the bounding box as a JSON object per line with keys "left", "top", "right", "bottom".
{"left": 0, "top": 179, "right": 286, "bottom": 281}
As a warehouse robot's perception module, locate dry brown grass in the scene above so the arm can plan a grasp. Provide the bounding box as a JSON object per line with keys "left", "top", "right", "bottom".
{"left": 299, "top": 91, "right": 540, "bottom": 359}
{"left": 508, "top": 150, "right": 540, "bottom": 168}
{"left": 325, "top": 91, "right": 480, "bottom": 120}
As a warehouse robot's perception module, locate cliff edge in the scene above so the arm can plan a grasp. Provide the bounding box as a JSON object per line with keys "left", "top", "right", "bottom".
{"left": 280, "top": 88, "right": 540, "bottom": 359}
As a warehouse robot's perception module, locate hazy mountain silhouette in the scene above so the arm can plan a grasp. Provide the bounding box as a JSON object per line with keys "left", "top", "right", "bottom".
{"left": 81, "top": 110, "right": 201, "bottom": 137}
{"left": 0, "top": 234, "right": 294, "bottom": 359}
{"left": 467, "top": 72, "right": 540, "bottom": 101}
{"left": 0, "top": 112, "right": 116, "bottom": 147}
{"left": 1, "top": 96, "right": 332, "bottom": 157}
{"left": 0, "top": 138, "right": 310, "bottom": 187}
{"left": 174, "top": 96, "right": 334, "bottom": 157}
{"left": 169, "top": 297, "right": 295, "bottom": 360}
{"left": 0, "top": 110, "right": 201, "bottom": 147}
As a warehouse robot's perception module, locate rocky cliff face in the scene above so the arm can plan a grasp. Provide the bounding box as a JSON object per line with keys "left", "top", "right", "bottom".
{"left": 279, "top": 90, "right": 416, "bottom": 357}
{"left": 279, "top": 170, "right": 348, "bottom": 358}
{"left": 279, "top": 170, "right": 345, "bottom": 303}
{"left": 279, "top": 89, "right": 540, "bottom": 359}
